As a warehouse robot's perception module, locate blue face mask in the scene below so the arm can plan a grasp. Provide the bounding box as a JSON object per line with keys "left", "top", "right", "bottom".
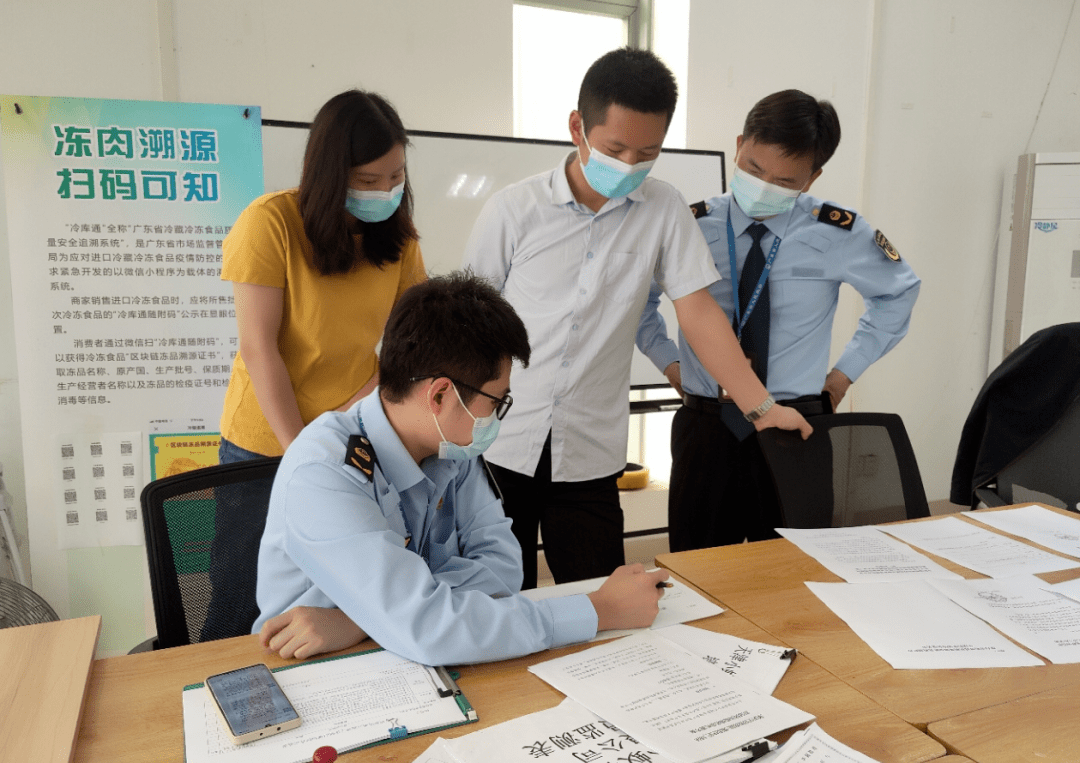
{"left": 578, "top": 135, "right": 656, "bottom": 199}
{"left": 345, "top": 181, "right": 405, "bottom": 223}
{"left": 730, "top": 166, "right": 802, "bottom": 219}
{"left": 433, "top": 384, "right": 501, "bottom": 460}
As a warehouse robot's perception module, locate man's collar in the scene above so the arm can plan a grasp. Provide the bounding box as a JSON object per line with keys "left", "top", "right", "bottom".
{"left": 359, "top": 393, "right": 426, "bottom": 491}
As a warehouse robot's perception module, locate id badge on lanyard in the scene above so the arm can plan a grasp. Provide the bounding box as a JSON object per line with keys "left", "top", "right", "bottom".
{"left": 726, "top": 216, "right": 782, "bottom": 341}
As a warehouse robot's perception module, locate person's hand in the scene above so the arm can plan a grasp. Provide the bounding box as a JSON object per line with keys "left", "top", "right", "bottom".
{"left": 754, "top": 403, "right": 813, "bottom": 440}
{"left": 663, "top": 362, "right": 684, "bottom": 398}
{"left": 587, "top": 564, "right": 669, "bottom": 632}
{"left": 259, "top": 606, "right": 368, "bottom": 660}
{"left": 822, "top": 368, "right": 852, "bottom": 411}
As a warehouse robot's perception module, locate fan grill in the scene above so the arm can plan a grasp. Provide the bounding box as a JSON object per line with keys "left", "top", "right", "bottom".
{"left": 0, "top": 578, "right": 59, "bottom": 629}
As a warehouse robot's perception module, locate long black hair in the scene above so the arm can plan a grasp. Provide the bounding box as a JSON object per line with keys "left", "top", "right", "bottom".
{"left": 298, "top": 90, "right": 418, "bottom": 275}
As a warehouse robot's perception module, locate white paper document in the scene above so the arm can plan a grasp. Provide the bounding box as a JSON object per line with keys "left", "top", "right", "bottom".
{"left": 528, "top": 631, "right": 813, "bottom": 763}
{"left": 655, "top": 624, "right": 795, "bottom": 695}
{"left": 964, "top": 505, "right": 1080, "bottom": 559}
{"left": 757, "top": 722, "right": 882, "bottom": 763}
{"left": 776, "top": 526, "right": 962, "bottom": 582}
{"left": 182, "top": 650, "right": 473, "bottom": 763}
{"left": 1046, "top": 577, "right": 1080, "bottom": 604}
{"left": 806, "top": 579, "right": 1043, "bottom": 669}
{"left": 931, "top": 574, "right": 1080, "bottom": 664}
{"left": 523, "top": 575, "right": 725, "bottom": 640}
{"left": 418, "top": 699, "right": 773, "bottom": 763}
{"left": 879, "top": 516, "right": 1078, "bottom": 577}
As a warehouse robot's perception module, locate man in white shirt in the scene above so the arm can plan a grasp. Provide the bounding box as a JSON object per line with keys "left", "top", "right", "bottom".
{"left": 464, "top": 48, "right": 810, "bottom": 589}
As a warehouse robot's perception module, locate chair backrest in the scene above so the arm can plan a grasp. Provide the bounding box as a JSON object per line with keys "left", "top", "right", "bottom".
{"left": 140, "top": 456, "right": 281, "bottom": 649}
{"left": 756, "top": 413, "right": 930, "bottom": 528}
{"left": 994, "top": 393, "right": 1080, "bottom": 510}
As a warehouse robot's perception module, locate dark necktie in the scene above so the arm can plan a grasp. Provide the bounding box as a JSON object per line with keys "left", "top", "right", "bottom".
{"left": 735, "top": 222, "right": 770, "bottom": 385}
{"left": 720, "top": 222, "right": 770, "bottom": 441}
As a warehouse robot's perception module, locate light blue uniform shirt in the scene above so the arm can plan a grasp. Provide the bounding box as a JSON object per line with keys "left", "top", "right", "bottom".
{"left": 637, "top": 193, "right": 921, "bottom": 399}
{"left": 253, "top": 392, "right": 597, "bottom": 666}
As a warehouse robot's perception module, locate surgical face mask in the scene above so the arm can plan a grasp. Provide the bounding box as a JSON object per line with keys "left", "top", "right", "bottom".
{"left": 578, "top": 135, "right": 656, "bottom": 199}
{"left": 433, "top": 384, "right": 500, "bottom": 460}
{"left": 730, "top": 166, "right": 802, "bottom": 219}
{"left": 345, "top": 181, "right": 405, "bottom": 223}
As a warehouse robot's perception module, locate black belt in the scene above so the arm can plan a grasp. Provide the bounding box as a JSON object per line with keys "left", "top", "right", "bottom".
{"left": 682, "top": 392, "right": 831, "bottom": 418}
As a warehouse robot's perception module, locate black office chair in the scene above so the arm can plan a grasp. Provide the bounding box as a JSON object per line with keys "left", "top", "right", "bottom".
{"left": 951, "top": 323, "right": 1080, "bottom": 511}
{"left": 138, "top": 456, "right": 281, "bottom": 650}
{"left": 756, "top": 412, "right": 930, "bottom": 528}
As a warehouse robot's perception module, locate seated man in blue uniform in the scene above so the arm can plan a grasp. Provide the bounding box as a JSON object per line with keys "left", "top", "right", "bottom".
{"left": 638, "top": 89, "right": 921, "bottom": 551}
{"left": 253, "top": 272, "right": 669, "bottom": 666}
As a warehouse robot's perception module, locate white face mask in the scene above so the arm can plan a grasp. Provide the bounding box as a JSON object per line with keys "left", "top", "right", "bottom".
{"left": 730, "top": 166, "right": 802, "bottom": 218}
{"left": 432, "top": 384, "right": 500, "bottom": 460}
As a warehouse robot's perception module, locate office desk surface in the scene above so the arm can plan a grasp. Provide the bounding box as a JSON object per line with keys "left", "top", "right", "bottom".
{"left": 0, "top": 615, "right": 101, "bottom": 763}
{"left": 928, "top": 682, "right": 1080, "bottom": 763}
{"left": 74, "top": 608, "right": 942, "bottom": 763}
{"left": 656, "top": 507, "right": 1080, "bottom": 729}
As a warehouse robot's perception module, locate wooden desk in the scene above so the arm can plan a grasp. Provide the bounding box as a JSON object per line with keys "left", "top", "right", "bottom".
{"left": 1, "top": 615, "right": 101, "bottom": 763}
{"left": 74, "top": 608, "right": 943, "bottom": 762}
{"left": 656, "top": 507, "right": 1080, "bottom": 730}
{"left": 928, "top": 683, "right": 1080, "bottom": 762}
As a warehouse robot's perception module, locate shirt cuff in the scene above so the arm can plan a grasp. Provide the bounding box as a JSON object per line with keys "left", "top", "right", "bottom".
{"left": 543, "top": 593, "right": 599, "bottom": 648}
{"left": 648, "top": 340, "right": 681, "bottom": 376}
{"left": 834, "top": 351, "right": 871, "bottom": 384}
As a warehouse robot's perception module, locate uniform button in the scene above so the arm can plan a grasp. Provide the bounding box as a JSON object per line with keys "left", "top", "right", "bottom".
{"left": 587, "top": 251, "right": 595, "bottom": 259}
{"left": 561, "top": 361, "right": 569, "bottom": 367}
{"left": 554, "top": 399, "right": 560, "bottom": 406}
{"left": 572, "top": 324, "right": 579, "bottom": 330}
{"left": 579, "top": 288, "right": 586, "bottom": 295}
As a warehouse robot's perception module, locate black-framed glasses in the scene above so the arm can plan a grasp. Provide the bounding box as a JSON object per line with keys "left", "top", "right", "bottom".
{"left": 410, "top": 375, "right": 514, "bottom": 420}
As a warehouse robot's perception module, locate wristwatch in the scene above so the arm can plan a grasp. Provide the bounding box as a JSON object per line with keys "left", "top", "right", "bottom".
{"left": 743, "top": 393, "right": 776, "bottom": 422}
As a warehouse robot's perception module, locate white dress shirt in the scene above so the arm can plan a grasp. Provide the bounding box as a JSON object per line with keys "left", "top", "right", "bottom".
{"left": 463, "top": 154, "right": 718, "bottom": 482}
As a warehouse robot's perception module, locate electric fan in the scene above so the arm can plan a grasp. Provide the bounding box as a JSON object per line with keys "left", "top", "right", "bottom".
{"left": 0, "top": 578, "right": 59, "bottom": 629}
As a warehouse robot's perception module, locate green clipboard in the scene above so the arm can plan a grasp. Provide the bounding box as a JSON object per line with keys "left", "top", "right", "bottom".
{"left": 183, "top": 647, "right": 478, "bottom": 760}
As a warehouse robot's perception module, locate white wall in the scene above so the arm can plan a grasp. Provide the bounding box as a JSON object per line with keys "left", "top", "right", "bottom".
{"left": 0, "top": 0, "right": 1078, "bottom": 642}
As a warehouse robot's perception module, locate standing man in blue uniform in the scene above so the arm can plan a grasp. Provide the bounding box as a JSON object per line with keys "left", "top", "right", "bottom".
{"left": 253, "top": 273, "right": 669, "bottom": 667}
{"left": 465, "top": 50, "right": 811, "bottom": 589}
{"left": 638, "top": 89, "right": 921, "bottom": 551}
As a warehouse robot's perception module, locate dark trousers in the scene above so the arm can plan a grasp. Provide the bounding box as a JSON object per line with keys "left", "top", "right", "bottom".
{"left": 200, "top": 438, "right": 272, "bottom": 641}
{"left": 668, "top": 405, "right": 784, "bottom": 552}
{"left": 488, "top": 434, "right": 625, "bottom": 589}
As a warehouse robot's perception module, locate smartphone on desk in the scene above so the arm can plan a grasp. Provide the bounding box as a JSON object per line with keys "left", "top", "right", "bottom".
{"left": 205, "top": 663, "right": 302, "bottom": 745}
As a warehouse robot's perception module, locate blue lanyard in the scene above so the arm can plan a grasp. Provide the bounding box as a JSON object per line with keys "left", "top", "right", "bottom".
{"left": 727, "top": 216, "right": 781, "bottom": 340}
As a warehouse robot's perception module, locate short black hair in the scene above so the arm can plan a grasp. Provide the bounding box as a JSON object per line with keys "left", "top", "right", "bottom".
{"left": 578, "top": 47, "right": 678, "bottom": 133}
{"left": 742, "top": 90, "right": 841, "bottom": 172}
{"left": 299, "top": 90, "right": 417, "bottom": 275}
{"left": 379, "top": 272, "right": 530, "bottom": 404}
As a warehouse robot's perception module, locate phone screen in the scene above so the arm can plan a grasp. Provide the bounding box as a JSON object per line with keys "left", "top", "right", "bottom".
{"left": 206, "top": 664, "right": 300, "bottom": 737}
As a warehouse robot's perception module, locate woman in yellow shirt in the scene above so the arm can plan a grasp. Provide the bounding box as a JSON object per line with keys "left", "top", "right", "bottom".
{"left": 204, "top": 90, "right": 425, "bottom": 641}
{"left": 220, "top": 90, "right": 426, "bottom": 461}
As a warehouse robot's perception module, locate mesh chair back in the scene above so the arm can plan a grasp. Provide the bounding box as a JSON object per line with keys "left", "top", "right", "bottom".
{"left": 994, "top": 394, "right": 1080, "bottom": 509}
{"left": 140, "top": 456, "right": 281, "bottom": 649}
{"left": 757, "top": 413, "right": 929, "bottom": 528}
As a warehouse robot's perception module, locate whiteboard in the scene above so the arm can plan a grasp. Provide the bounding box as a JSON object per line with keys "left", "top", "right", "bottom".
{"left": 261, "top": 122, "right": 725, "bottom": 386}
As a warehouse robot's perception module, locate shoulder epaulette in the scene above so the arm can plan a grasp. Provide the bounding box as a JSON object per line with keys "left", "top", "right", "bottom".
{"left": 344, "top": 434, "right": 379, "bottom": 480}
{"left": 814, "top": 203, "right": 857, "bottom": 231}
{"left": 689, "top": 200, "right": 709, "bottom": 219}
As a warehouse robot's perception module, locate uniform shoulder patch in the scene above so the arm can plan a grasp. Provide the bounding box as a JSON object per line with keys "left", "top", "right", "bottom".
{"left": 344, "top": 434, "right": 379, "bottom": 479}
{"left": 815, "top": 203, "right": 857, "bottom": 231}
{"left": 874, "top": 229, "right": 901, "bottom": 262}
{"left": 689, "top": 200, "right": 709, "bottom": 219}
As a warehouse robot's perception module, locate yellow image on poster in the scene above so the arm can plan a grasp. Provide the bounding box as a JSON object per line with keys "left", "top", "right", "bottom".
{"left": 149, "top": 434, "right": 221, "bottom": 481}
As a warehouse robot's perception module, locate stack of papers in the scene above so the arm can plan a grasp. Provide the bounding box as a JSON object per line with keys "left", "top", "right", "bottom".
{"left": 419, "top": 624, "right": 807, "bottom": 763}
{"left": 776, "top": 526, "right": 961, "bottom": 582}
{"left": 963, "top": 504, "right": 1080, "bottom": 559}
